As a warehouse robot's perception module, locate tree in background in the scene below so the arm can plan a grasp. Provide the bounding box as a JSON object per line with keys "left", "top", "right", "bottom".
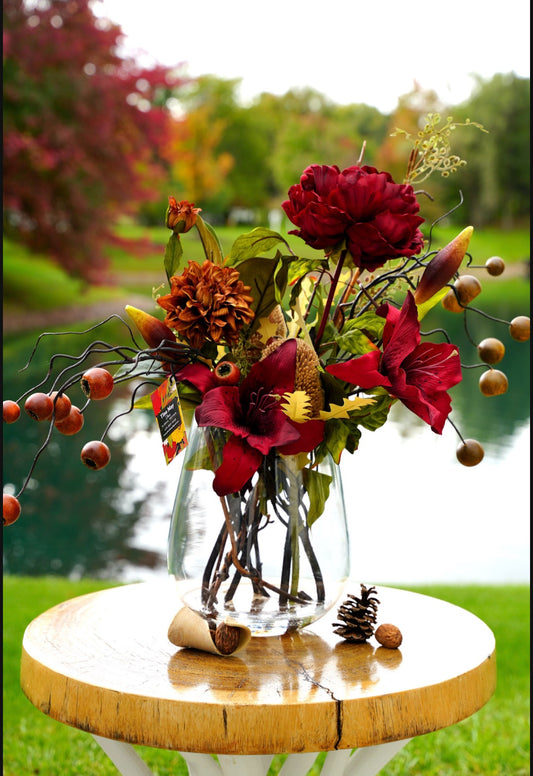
{"left": 3, "top": 0, "right": 186, "bottom": 281}
{"left": 444, "top": 73, "right": 530, "bottom": 228}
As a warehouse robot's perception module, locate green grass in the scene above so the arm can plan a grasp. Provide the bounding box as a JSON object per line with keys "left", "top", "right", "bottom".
{"left": 2, "top": 239, "right": 126, "bottom": 314}
{"left": 3, "top": 577, "right": 529, "bottom": 775}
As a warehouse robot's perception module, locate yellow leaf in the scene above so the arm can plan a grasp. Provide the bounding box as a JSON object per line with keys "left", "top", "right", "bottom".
{"left": 319, "top": 397, "right": 375, "bottom": 420}
{"left": 280, "top": 391, "right": 312, "bottom": 423}
{"left": 255, "top": 316, "right": 280, "bottom": 344}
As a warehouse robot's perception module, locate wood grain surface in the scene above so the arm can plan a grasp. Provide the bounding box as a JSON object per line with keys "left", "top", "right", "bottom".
{"left": 20, "top": 580, "right": 496, "bottom": 754}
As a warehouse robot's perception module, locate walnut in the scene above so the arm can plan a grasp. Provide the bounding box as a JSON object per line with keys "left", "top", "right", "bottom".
{"left": 213, "top": 622, "right": 241, "bottom": 654}
{"left": 375, "top": 623, "right": 403, "bottom": 649}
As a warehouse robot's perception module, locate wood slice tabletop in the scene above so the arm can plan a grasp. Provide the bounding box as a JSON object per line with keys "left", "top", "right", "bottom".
{"left": 20, "top": 580, "right": 496, "bottom": 755}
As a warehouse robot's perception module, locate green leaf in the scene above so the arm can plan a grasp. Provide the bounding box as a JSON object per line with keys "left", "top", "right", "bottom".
{"left": 164, "top": 233, "right": 184, "bottom": 282}
{"left": 133, "top": 393, "right": 154, "bottom": 410}
{"left": 302, "top": 468, "right": 332, "bottom": 527}
{"left": 356, "top": 389, "right": 394, "bottom": 431}
{"left": 235, "top": 255, "right": 291, "bottom": 322}
{"left": 226, "top": 227, "right": 288, "bottom": 266}
{"left": 323, "top": 419, "right": 353, "bottom": 464}
{"left": 195, "top": 215, "right": 224, "bottom": 265}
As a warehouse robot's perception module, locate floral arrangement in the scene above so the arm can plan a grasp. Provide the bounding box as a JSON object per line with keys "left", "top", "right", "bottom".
{"left": 3, "top": 115, "right": 530, "bottom": 633}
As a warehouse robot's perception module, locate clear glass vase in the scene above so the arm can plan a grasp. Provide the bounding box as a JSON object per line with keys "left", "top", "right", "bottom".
{"left": 168, "top": 422, "right": 350, "bottom": 636}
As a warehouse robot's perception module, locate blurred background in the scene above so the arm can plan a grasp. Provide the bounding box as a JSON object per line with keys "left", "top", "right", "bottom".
{"left": 3, "top": 0, "right": 530, "bottom": 586}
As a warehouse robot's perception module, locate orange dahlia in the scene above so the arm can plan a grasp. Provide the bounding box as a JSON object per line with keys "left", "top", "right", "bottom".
{"left": 157, "top": 260, "right": 255, "bottom": 350}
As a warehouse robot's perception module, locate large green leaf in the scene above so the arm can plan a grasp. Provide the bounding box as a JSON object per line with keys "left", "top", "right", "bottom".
{"left": 236, "top": 254, "right": 291, "bottom": 322}
{"left": 302, "top": 468, "right": 332, "bottom": 527}
{"left": 226, "top": 227, "right": 288, "bottom": 266}
{"left": 322, "top": 419, "right": 353, "bottom": 464}
{"left": 164, "top": 233, "right": 184, "bottom": 282}
{"left": 195, "top": 215, "right": 224, "bottom": 265}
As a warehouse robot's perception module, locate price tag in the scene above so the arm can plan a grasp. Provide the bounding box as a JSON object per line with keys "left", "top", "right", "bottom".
{"left": 150, "top": 376, "right": 188, "bottom": 464}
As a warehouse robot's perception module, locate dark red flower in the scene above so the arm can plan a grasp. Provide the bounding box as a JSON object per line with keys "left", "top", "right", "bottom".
{"left": 193, "top": 340, "right": 325, "bottom": 495}
{"left": 282, "top": 164, "right": 425, "bottom": 272}
{"left": 326, "top": 292, "right": 462, "bottom": 433}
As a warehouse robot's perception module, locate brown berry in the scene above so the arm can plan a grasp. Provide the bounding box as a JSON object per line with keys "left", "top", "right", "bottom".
{"left": 509, "top": 316, "right": 530, "bottom": 342}
{"left": 3, "top": 400, "right": 21, "bottom": 424}
{"left": 3, "top": 494, "right": 21, "bottom": 526}
{"left": 81, "top": 368, "right": 114, "bottom": 400}
{"left": 485, "top": 257, "right": 505, "bottom": 276}
{"left": 50, "top": 391, "right": 72, "bottom": 421}
{"left": 441, "top": 288, "right": 463, "bottom": 313}
{"left": 213, "top": 622, "right": 241, "bottom": 654}
{"left": 24, "top": 392, "right": 54, "bottom": 421}
{"left": 456, "top": 439, "right": 485, "bottom": 467}
{"left": 479, "top": 369, "right": 508, "bottom": 397}
{"left": 375, "top": 623, "right": 403, "bottom": 649}
{"left": 454, "top": 274, "right": 482, "bottom": 305}
{"left": 214, "top": 361, "right": 241, "bottom": 386}
{"left": 81, "top": 441, "right": 111, "bottom": 470}
{"left": 54, "top": 405, "right": 84, "bottom": 435}
{"left": 477, "top": 337, "right": 505, "bottom": 365}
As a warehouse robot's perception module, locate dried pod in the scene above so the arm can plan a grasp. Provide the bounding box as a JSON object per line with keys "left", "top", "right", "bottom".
{"left": 375, "top": 623, "right": 403, "bottom": 649}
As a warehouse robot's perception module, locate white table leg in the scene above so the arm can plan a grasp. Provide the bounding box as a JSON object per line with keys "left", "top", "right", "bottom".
{"left": 218, "top": 754, "right": 274, "bottom": 775}
{"left": 92, "top": 734, "right": 155, "bottom": 776}
{"left": 277, "top": 752, "right": 323, "bottom": 775}
{"left": 180, "top": 751, "right": 225, "bottom": 775}
{"left": 92, "top": 734, "right": 411, "bottom": 776}
{"left": 340, "top": 739, "right": 412, "bottom": 776}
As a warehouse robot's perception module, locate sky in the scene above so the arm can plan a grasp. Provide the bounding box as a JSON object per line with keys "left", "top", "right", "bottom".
{"left": 92, "top": 0, "right": 530, "bottom": 112}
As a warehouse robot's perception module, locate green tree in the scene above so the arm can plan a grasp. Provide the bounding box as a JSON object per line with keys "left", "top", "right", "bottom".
{"left": 443, "top": 73, "right": 530, "bottom": 227}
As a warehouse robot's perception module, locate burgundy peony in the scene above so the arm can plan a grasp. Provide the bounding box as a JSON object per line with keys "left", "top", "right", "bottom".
{"left": 282, "top": 164, "right": 425, "bottom": 272}
{"left": 326, "top": 292, "right": 462, "bottom": 433}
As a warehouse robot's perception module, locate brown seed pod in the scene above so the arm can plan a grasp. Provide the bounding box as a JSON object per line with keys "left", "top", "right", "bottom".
{"left": 213, "top": 622, "right": 242, "bottom": 654}
{"left": 375, "top": 623, "right": 403, "bottom": 649}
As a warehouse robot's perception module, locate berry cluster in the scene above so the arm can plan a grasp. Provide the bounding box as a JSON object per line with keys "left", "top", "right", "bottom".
{"left": 3, "top": 311, "right": 199, "bottom": 526}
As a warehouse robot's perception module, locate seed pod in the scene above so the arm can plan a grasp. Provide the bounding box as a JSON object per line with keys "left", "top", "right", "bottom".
{"left": 125, "top": 305, "right": 177, "bottom": 350}
{"left": 414, "top": 226, "right": 473, "bottom": 305}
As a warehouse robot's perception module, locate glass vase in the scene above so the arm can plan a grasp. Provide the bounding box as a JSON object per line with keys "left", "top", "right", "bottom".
{"left": 167, "top": 422, "right": 349, "bottom": 636}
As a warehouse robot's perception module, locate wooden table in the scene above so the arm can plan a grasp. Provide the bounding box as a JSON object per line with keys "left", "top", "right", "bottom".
{"left": 20, "top": 580, "right": 496, "bottom": 776}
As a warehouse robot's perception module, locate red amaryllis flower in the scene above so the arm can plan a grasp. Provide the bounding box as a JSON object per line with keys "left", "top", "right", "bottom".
{"left": 194, "top": 340, "right": 325, "bottom": 496}
{"left": 282, "top": 164, "right": 425, "bottom": 272}
{"left": 326, "top": 292, "right": 462, "bottom": 433}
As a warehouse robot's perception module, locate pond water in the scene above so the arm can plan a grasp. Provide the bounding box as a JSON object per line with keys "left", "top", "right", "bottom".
{"left": 3, "top": 296, "right": 530, "bottom": 586}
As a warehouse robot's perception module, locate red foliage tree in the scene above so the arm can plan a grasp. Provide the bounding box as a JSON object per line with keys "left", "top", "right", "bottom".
{"left": 3, "top": 0, "right": 186, "bottom": 282}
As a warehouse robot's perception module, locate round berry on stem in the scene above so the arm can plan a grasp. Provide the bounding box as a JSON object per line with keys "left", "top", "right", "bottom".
{"left": 81, "top": 368, "right": 114, "bottom": 400}
{"left": 3, "top": 494, "right": 21, "bottom": 526}
{"left": 3, "top": 400, "right": 21, "bottom": 424}
{"left": 509, "top": 316, "right": 530, "bottom": 342}
{"left": 485, "top": 256, "right": 505, "bottom": 276}
{"left": 479, "top": 369, "right": 509, "bottom": 397}
{"left": 24, "top": 392, "right": 54, "bottom": 421}
{"left": 81, "top": 441, "right": 111, "bottom": 470}
{"left": 50, "top": 391, "right": 72, "bottom": 421}
{"left": 456, "top": 439, "right": 484, "bottom": 467}
{"left": 54, "top": 405, "right": 84, "bottom": 435}
{"left": 214, "top": 361, "right": 241, "bottom": 386}
{"left": 477, "top": 337, "right": 505, "bottom": 365}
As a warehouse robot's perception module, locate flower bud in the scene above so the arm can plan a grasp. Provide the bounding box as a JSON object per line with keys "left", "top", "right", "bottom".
{"left": 165, "top": 197, "right": 201, "bottom": 233}
{"left": 125, "top": 305, "right": 177, "bottom": 349}
{"left": 414, "top": 226, "right": 473, "bottom": 305}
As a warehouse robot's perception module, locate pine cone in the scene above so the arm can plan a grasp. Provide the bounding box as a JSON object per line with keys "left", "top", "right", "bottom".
{"left": 333, "top": 584, "right": 380, "bottom": 642}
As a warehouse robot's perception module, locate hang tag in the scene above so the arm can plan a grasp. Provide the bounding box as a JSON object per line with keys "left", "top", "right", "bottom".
{"left": 151, "top": 376, "right": 188, "bottom": 464}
